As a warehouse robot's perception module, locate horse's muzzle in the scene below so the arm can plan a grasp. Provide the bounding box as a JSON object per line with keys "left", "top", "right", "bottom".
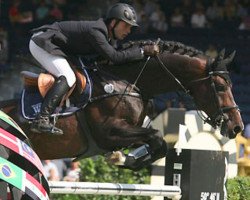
{"left": 221, "top": 119, "right": 244, "bottom": 139}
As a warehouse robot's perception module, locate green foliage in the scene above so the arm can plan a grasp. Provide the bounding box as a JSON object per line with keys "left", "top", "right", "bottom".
{"left": 51, "top": 156, "right": 151, "bottom": 200}
{"left": 227, "top": 176, "right": 250, "bottom": 200}
{"left": 51, "top": 157, "right": 250, "bottom": 200}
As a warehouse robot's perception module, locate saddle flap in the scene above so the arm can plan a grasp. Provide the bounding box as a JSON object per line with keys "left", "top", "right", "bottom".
{"left": 21, "top": 71, "right": 39, "bottom": 87}
{"left": 75, "top": 70, "right": 87, "bottom": 94}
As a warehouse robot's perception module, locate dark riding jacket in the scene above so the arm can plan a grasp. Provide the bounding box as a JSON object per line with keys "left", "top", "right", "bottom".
{"left": 31, "top": 18, "right": 144, "bottom": 64}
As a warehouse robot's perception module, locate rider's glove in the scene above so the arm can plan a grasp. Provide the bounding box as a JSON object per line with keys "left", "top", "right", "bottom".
{"left": 142, "top": 44, "right": 160, "bottom": 56}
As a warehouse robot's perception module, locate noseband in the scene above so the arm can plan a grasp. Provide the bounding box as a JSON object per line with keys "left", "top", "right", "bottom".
{"left": 188, "top": 71, "right": 239, "bottom": 129}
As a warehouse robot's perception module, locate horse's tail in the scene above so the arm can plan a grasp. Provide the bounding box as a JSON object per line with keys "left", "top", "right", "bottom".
{"left": 0, "top": 99, "right": 19, "bottom": 109}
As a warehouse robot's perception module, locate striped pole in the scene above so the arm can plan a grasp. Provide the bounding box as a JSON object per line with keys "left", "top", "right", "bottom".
{"left": 49, "top": 181, "right": 181, "bottom": 199}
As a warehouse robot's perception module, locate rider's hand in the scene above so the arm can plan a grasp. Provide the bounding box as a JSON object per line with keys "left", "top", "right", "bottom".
{"left": 143, "top": 44, "right": 160, "bottom": 56}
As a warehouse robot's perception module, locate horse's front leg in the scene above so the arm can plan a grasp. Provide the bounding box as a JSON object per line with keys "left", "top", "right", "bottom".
{"left": 106, "top": 133, "right": 168, "bottom": 171}
{"left": 98, "top": 119, "right": 168, "bottom": 170}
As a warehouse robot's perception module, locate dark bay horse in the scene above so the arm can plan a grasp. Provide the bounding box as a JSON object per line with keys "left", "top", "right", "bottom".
{"left": 0, "top": 40, "right": 244, "bottom": 170}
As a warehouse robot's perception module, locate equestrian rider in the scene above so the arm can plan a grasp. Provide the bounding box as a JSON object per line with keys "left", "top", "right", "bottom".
{"left": 29, "top": 3, "right": 159, "bottom": 135}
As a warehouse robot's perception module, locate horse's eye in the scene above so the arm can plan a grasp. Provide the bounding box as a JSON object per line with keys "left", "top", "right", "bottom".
{"left": 216, "top": 84, "right": 226, "bottom": 92}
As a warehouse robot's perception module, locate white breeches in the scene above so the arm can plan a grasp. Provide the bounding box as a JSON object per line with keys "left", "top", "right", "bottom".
{"left": 29, "top": 40, "right": 76, "bottom": 87}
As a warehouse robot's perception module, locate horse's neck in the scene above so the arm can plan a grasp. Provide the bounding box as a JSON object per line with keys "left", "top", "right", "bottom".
{"left": 136, "top": 53, "right": 207, "bottom": 96}
{"left": 157, "top": 52, "right": 207, "bottom": 84}
{"left": 101, "top": 52, "right": 207, "bottom": 97}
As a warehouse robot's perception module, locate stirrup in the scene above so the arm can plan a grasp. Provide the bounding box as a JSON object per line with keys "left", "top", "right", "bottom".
{"left": 30, "top": 116, "right": 63, "bottom": 135}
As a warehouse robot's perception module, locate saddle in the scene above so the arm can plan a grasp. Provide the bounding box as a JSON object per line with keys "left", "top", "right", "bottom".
{"left": 20, "top": 69, "right": 91, "bottom": 120}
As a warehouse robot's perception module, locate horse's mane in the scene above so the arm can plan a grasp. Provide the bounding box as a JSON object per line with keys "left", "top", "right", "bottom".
{"left": 122, "top": 39, "right": 205, "bottom": 58}
{"left": 121, "top": 39, "right": 231, "bottom": 83}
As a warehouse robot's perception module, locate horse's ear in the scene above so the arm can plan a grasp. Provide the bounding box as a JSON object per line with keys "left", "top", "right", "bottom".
{"left": 227, "top": 51, "right": 236, "bottom": 63}
{"left": 218, "top": 48, "right": 225, "bottom": 60}
{"left": 222, "top": 50, "right": 236, "bottom": 66}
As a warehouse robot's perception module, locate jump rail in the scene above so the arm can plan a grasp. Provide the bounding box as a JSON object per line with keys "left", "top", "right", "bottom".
{"left": 49, "top": 181, "right": 181, "bottom": 200}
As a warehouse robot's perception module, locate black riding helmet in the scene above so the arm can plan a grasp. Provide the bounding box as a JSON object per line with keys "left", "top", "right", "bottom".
{"left": 106, "top": 3, "right": 139, "bottom": 27}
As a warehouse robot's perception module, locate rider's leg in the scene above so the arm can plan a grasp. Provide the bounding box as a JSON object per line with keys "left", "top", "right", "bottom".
{"left": 29, "top": 40, "right": 76, "bottom": 135}
{"left": 31, "top": 76, "right": 70, "bottom": 134}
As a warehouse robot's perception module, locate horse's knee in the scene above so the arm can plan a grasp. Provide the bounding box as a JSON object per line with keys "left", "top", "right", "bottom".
{"left": 122, "top": 140, "right": 168, "bottom": 171}
{"left": 147, "top": 130, "right": 165, "bottom": 150}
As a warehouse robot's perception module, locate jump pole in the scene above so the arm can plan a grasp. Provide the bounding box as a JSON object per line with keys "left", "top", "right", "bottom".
{"left": 49, "top": 181, "right": 181, "bottom": 199}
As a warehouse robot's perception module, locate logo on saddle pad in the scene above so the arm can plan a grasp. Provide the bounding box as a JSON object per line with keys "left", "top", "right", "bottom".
{"left": 31, "top": 103, "right": 41, "bottom": 114}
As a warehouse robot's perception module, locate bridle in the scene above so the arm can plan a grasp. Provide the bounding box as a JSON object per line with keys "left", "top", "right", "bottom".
{"left": 188, "top": 70, "right": 239, "bottom": 129}
{"left": 154, "top": 55, "right": 239, "bottom": 129}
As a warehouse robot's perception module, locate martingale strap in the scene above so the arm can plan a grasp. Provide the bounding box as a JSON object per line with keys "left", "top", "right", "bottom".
{"left": 0, "top": 157, "right": 49, "bottom": 200}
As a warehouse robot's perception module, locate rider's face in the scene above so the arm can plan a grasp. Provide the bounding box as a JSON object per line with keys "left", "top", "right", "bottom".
{"left": 112, "top": 20, "right": 132, "bottom": 40}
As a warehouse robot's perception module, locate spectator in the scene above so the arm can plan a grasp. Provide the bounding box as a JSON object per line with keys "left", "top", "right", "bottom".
{"left": 180, "top": 0, "right": 193, "bottom": 26}
{"left": 138, "top": 13, "right": 149, "bottom": 34}
{"left": 223, "top": 0, "right": 237, "bottom": 22}
{"left": 149, "top": 4, "right": 167, "bottom": 33}
{"left": 239, "top": 123, "right": 250, "bottom": 158}
{"left": 63, "top": 161, "right": 81, "bottom": 182}
{"left": 18, "top": 0, "right": 34, "bottom": 24}
{"left": 42, "top": 160, "right": 60, "bottom": 181}
{"left": 152, "top": 12, "right": 168, "bottom": 33}
{"left": 244, "top": 123, "right": 250, "bottom": 139}
{"left": 144, "top": 0, "right": 157, "bottom": 17}
{"left": 0, "top": 26, "right": 8, "bottom": 67}
{"left": 191, "top": 7, "right": 207, "bottom": 28}
{"left": 236, "top": 2, "right": 248, "bottom": 19}
{"left": 170, "top": 7, "right": 185, "bottom": 27}
{"left": 8, "top": 0, "right": 21, "bottom": 24}
{"left": 35, "top": 0, "right": 50, "bottom": 22}
{"left": 206, "top": 1, "right": 224, "bottom": 27}
{"left": 238, "top": 16, "right": 250, "bottom": 30}
{"left": 49, "top": 3, "right": 63, "bottom": 21}
{"left": 52, "top": 159, "right": 67, "bottom": 180}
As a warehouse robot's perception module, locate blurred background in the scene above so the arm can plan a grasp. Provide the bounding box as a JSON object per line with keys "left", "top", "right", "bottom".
{"left": 0, "top": 0, "right": 249, "bottom": 187}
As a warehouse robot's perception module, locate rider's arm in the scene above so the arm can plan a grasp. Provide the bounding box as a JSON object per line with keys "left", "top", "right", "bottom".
{"left": 87, "top": 28, "right": 144, "bottom": 65}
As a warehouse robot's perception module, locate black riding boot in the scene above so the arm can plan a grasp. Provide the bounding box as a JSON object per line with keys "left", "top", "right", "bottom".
{"left": 31, "top": 76, "right": 70, "bottom": 135}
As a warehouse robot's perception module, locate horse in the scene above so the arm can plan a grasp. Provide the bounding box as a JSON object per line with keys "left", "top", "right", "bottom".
{"left": 0, "top": 40, "right": 244, "bottom": 170}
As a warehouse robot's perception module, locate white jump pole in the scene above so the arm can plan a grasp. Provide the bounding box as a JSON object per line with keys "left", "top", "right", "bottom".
{"left": 49, "top": 181, "right": 181, "bottom": 200}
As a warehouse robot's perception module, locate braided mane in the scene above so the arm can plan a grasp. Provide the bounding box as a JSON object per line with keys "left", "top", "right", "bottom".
{"left": 122, "top": 39, "right": 205, "bottom": 58}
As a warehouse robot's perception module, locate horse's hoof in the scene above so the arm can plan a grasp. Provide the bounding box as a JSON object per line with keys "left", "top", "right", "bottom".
{"left": 105, "top": 151, "right": 126, "bottom": 165}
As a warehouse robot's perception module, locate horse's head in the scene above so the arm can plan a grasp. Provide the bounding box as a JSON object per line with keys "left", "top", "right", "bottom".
{"left": 188, "top": 49, "right": 243, "bottom": 138}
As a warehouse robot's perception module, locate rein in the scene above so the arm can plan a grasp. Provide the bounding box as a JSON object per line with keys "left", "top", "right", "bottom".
{"left": 89, "top": 92, "right": 141, "bottom": 102}
{"left": 155, "top": 55, "right": 189, "bottom": 94}
{"left": 139, "top": 54, "right": 239, "bottom": 129}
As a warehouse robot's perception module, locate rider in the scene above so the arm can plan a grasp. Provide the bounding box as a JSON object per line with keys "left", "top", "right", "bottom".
{"left": 29, "top": 3, "right": 160, "bottom": 135}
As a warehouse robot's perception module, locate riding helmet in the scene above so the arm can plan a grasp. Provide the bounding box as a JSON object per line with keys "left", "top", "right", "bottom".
{"left": 106, "top": 3, "right": 139, "bottom": 27}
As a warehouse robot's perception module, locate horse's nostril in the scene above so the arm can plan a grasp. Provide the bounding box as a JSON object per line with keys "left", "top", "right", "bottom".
{"left": 234, "top": 126, "right": 242, "bottom": 134}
